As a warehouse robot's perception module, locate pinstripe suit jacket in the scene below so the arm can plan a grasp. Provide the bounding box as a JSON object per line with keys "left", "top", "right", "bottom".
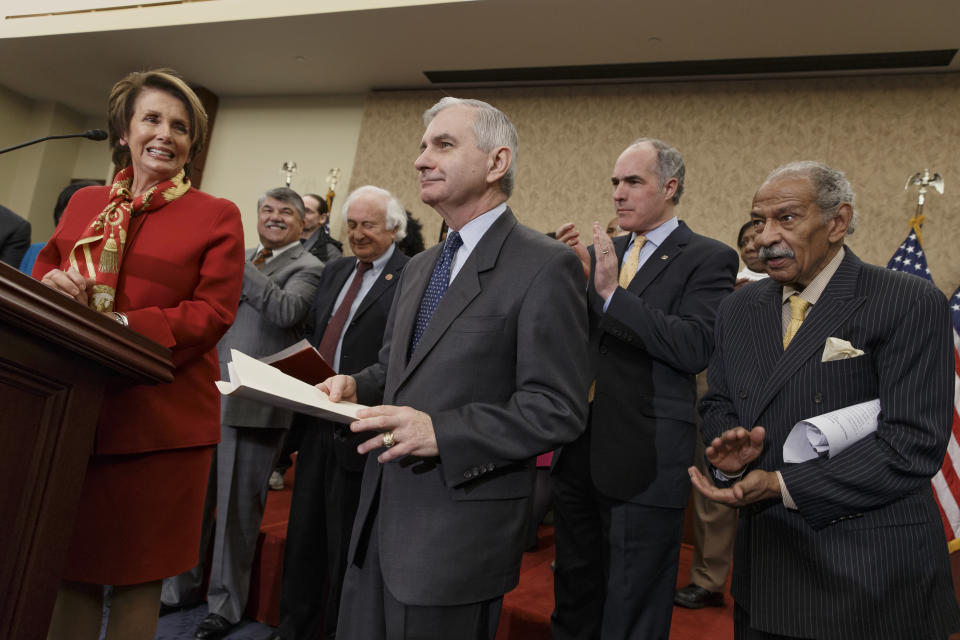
{"left": 218, "top": 244, "right": 325, "bottom": 428}
{"left": 701, "top": 248, "right": 960, "bottom": 639}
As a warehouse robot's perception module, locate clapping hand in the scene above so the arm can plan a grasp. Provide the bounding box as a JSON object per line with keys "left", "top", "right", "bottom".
{"left": 688, "top": 426, "right": 782, "bottom": 507}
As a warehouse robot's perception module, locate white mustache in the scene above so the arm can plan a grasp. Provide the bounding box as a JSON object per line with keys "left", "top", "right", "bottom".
{"left": 759, "top": 244, "right": 794, "bottom": 261}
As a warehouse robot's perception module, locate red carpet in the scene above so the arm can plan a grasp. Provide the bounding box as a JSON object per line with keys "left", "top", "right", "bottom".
{"left": 245, "top": 461, "right": 735, "bottom": 638}
{"left": 496, "top": 527, "right": 733, "bottom": 640}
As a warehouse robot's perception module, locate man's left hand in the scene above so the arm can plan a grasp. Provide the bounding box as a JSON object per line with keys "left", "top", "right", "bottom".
{"left": 592, "top": 221, "right": 619, "bottom": 299}
{"left": 352, "top": 405, "right": 438, "bottom": 463}
{"left": 688, "top": 465, "right": 781, "bottom": 507}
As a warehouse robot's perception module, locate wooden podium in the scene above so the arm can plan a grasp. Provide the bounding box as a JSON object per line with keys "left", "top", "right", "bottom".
{"left": 0, "top": 262, "right": 173, "bottom": 639}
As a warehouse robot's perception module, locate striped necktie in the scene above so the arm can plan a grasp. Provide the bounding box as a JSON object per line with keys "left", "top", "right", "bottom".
{"left": 252, "top": 248, "right": 273, "bottom": 267}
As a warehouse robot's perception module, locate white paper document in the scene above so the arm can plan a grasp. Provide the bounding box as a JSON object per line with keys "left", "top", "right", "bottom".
{"left": 216, "top": 348, "right": 366, "bottom": 424}
{"left": 782, "top": 398, "right": 881, "bottom": 463}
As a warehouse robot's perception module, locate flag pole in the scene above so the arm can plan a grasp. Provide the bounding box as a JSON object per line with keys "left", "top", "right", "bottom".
{"left": 903, "top": 169, "right": 944, "bottom": 245}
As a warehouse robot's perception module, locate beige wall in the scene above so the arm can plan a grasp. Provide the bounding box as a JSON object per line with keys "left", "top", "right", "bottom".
{"left": 4, "top": 74, "right": 959, "bottom": 296}
{"left": 0, "top": 86, "right": 364, "bottom": 247}
{"left": 351, "top": 75, "right": 960, "bottom": 296}
{"left": 200, "top": 94, "right": 366, "bottom": 247}
{"left": 0, "top": 86, "right": 111, "bottom": 243}
{"left": 73, "top": 113, "right": 114, "bottom": 183}
{"left": 0, "top": 85, "right": 36, "bottom": 209}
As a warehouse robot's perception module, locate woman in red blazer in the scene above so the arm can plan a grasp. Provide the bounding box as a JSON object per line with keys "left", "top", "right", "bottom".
{"left": 34, "top": 69, "right": 244, "bottom": 640}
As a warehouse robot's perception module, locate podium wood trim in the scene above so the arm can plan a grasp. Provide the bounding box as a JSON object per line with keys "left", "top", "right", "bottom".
{"left": 0, "top": 262, "right": 174, "bottom": 639}
{"left": 0, "top": 262, "right": 172, "bottom": 383}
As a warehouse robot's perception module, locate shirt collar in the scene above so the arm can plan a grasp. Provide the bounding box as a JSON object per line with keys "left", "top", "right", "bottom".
{"left": 455, "top": 202, "right": 508, "bottom": 253}
{"left": 782, "top": 246, "right": 846, "bottom": 305}
{"left": 257, "top": 239, "right": 300, "bottom": 258}
{"left": 630, "top": 216, "right": 679, "bottom": 249}
{"left": 363, "top": 242, "right": 396, "bottom": 272}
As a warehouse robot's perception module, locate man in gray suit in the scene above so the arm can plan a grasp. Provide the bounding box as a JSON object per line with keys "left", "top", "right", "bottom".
{"left": 323, "top": 97, "right": 589, "bottom": 640}
{"left": 691, "top": 162, "right": 960, "bottom": 639}
{"left": 162, "top": 187, "right": 325, "bottom": 640}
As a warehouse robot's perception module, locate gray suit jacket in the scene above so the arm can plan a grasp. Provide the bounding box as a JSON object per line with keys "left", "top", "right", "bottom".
{"left": 302, "top": 226, "right": 343, "bottom": 263}
{"left": 351, "top": 209, "right": 589, "bottom": 606}
{"left": 218, "top": 244, "right": 324, "bottom": 429}
{"left": 701, "top": 249, "right": 960, "bottom": 638}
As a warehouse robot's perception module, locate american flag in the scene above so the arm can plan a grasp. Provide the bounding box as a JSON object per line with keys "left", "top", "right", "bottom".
{"left": 887, "top": 222, "right": 960, "bottom": 549}
{"left": 932, "top": 285, "right": 960, "bottom": 552}
{"left": 886, "top": 227, "right": 932, "bottom": 278}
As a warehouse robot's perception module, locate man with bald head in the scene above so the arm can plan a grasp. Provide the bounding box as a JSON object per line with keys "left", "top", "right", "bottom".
{"left": 691, "top": 162, "right": 959, "bottom": 639}
{"left": 552, "top": 138, "right": 737, "bottom": 639}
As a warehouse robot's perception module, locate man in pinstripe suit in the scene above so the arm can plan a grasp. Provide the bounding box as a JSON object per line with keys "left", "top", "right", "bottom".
{"left": 691, "top": 161, "right": 960, "bottom": 639}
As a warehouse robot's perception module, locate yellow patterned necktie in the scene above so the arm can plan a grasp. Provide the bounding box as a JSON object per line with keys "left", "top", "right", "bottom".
{"left": 618, "top": 235, "right": 646, "bottom": 289}
{"left": 783, "top": 295, "right": 810, "bottom": 349}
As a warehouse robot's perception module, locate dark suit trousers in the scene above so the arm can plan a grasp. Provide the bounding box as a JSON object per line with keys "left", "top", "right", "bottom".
{"left": 275, "top": 419, "right": 305, "bottom": 473}
{"left": 277, "top": 422, "right": 363, "bottom": 639}
{"left": 337, "top": 503, "right": 502, "bottom": 640}
{"left": 552, "top": 432, "right": 684, "bottom": 640}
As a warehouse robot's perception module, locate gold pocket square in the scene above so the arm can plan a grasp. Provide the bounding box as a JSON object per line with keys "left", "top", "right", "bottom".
{"left": 821, "top": 337, "right": 864, "bottom": 362}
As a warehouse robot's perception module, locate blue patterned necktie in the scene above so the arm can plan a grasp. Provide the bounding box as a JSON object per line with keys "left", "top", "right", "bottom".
{"left": 411, "top": 230, "right": 463, "bottom": 354}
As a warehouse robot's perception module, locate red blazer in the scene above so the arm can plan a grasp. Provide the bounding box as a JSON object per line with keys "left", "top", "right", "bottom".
{"left": 34, "top": 185, "right": 245, "bottom": 455}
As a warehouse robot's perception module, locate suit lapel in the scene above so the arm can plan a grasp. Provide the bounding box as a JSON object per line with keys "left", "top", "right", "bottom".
{"left": 317, "top": 259, "right": 357, "bottom": 327}
{"left": 748, "top": 279, "right": 784, "bottom": 385}
{"left": 388, "top": 246, "right": 436, "bottom": 377}
{"left": 624, "top": 222, "right": 691, "bottom": 296}
{"left": 399, "top": 210, "right": 517, "bottom": 384}
{"left": 259, "top": 244, "right": 303, "bottom": 277}
{"left": 353, "top": 250, "right": 404, "bottom": 321}
{"left": 751, "top": 251, "right": 866, "bottom": 418}
{"left": 614, "top": 233, "right": 630, "bottom": 265}
{"left": 301, "top": 231, "right": 317, "bottom": 254}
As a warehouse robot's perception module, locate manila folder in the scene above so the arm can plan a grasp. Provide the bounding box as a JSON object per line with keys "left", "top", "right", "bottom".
{"left": 216, "top": 348, "right": 364, "bottom": 424}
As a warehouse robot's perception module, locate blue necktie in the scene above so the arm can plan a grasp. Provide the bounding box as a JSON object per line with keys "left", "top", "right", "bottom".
{"left": 411, "top": 231, "right": 463, "bottom": 354}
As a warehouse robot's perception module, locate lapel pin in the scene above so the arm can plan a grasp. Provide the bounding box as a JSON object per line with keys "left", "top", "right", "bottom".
{"left": 660, "top": 254, "right": 668, "bottom": 260}
{"left": 385, "top": 273, "right": 394, "bottom": 280}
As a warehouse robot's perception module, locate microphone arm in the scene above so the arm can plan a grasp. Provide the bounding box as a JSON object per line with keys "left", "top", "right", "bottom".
{"left": 0, "top": 129, "right": 108, "bottom": 155}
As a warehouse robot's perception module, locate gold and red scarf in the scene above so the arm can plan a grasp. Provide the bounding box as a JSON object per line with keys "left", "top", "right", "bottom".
{"left": 69, "top": 166, "right": 191, "bottom": 312}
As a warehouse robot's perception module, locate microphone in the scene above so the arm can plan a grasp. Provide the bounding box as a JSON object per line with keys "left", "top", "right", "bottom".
{"left": 0, "top": 129, "right": 109, "bottom": 155}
